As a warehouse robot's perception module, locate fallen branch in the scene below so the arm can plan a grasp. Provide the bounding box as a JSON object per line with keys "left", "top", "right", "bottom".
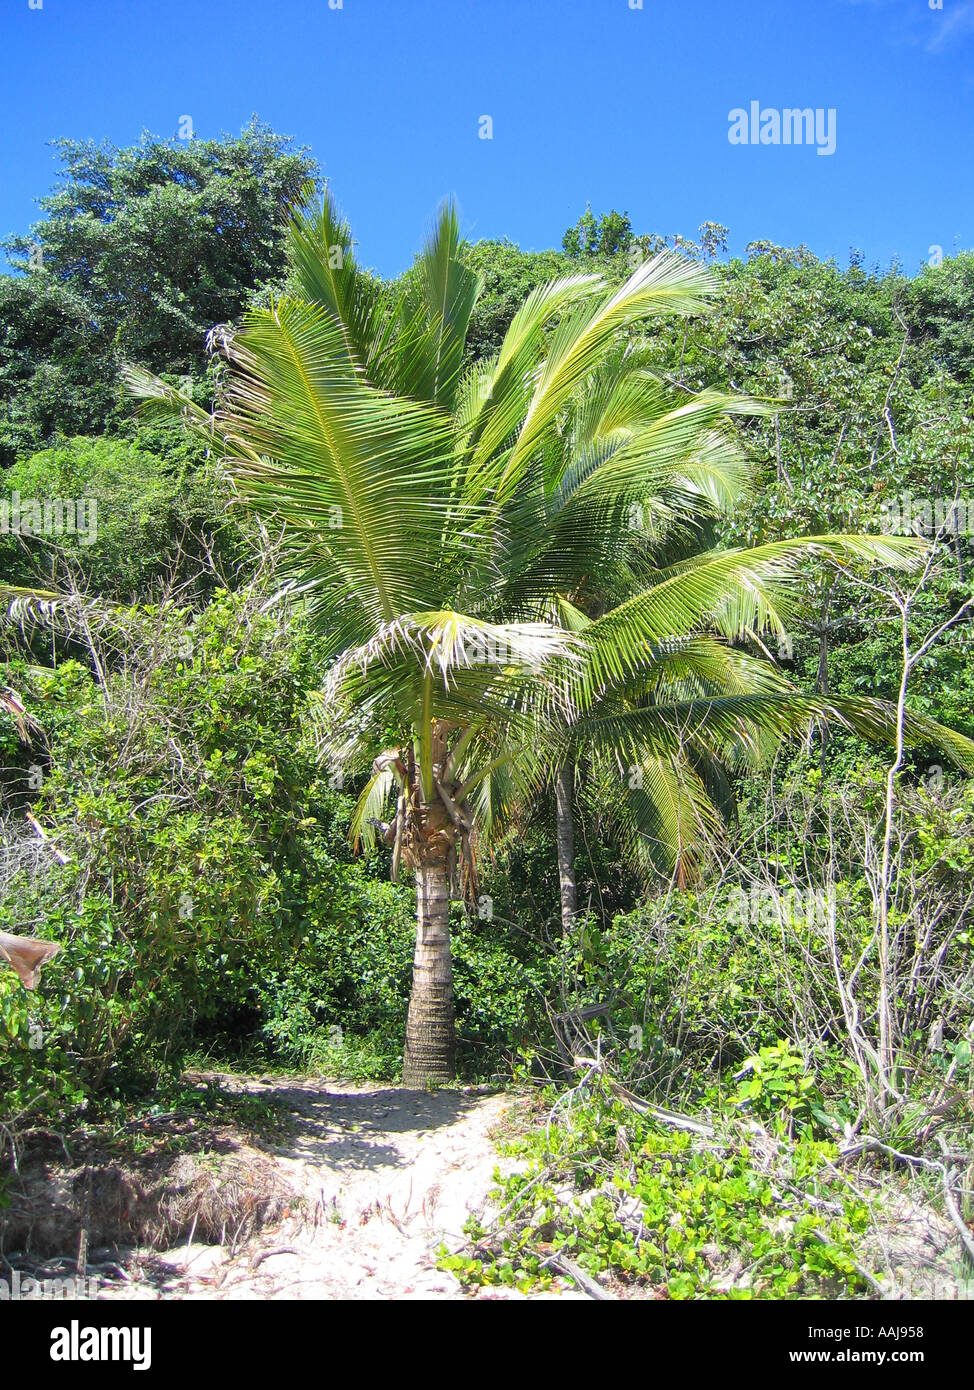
{"left": 608, "top": 1078, "right": 715, "bottom": 1138}
{"left": 943, "top": 1168, "right": 974, "bottom": 1267}
{"left": 541, "top": 1252, "right": 615, "bottom": 1301}
{"left": 838, "top": 1137, "right": 942, "bottom": 1171}
{"left": 250, "top": 1245, "right": 299, "bottom": 1271}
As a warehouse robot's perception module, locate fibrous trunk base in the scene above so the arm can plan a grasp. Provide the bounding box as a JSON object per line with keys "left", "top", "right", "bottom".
{"left": 402, "top": 856, "right": 455, "bottom": 1087}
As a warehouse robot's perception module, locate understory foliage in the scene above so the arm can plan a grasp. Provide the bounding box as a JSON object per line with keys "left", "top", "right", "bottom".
{"left": 0, "top": 591, "right": 402, "bottom": 1116}
{"left": 436, "top": 764, "right": 974, "bottom": 1297}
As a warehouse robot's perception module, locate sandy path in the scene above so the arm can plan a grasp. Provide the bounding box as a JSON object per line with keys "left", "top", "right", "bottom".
{"left": 103, "top": 1078, "right": 550, "bottom": 1301}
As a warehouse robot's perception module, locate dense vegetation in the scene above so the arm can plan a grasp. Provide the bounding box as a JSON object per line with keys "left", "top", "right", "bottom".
{"left": 2, "top": 123, "right": 973, "bottom": 1299}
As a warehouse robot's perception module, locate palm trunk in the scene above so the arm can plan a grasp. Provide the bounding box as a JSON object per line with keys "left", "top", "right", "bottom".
{"left": 402, "top": 795, "right": 456, "bottom": 1087}
{"left": 816, "top": 623, "right": 830, "bottom": 775}
{"left": 554, "top": 764, "right": 577, "bottom": 932}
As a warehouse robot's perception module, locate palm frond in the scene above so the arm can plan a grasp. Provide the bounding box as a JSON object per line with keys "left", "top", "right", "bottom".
{"left": 407, "top": 201, "right": 482, "bottom": 409}
{"left": 575, "top": 693, "right": 974, "bottom": 773}
{"left": 579, "top": 535, "right": 924, "bottom": 693}
{"left": 496, "top": 252, "right": 720, "bottom": 499}
{"left": 0, "top": 584, "right": 61, "bottom": 624}
{"left": 215, "top": 298, "right": 463, "bottom": 645}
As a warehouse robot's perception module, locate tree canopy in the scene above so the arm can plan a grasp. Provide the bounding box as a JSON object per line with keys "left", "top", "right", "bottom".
{"left": 0, "top": 119, "right": 318, "bottom": 464}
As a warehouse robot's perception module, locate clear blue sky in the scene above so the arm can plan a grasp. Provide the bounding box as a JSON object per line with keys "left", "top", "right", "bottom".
{"left": 2, "top": 0, "right": 972, "bottom": 278}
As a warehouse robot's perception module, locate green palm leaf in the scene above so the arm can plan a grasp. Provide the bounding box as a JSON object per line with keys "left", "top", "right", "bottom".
{"left": 579, "top": 535, "right": 924, "bottom": 693}
{"left": 216, "top": 298, "right": 461, "bottom": 645}
{"left": 495, "top": 252, "right": 719, "bottom": 499}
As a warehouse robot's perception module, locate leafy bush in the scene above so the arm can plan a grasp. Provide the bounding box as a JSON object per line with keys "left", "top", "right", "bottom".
{"left": 0, "top": 593, "right": 396, "bottom": 1116}
{"left": 442, "top": 1083, "right": 874, "bottom": 1299}
{"left": 0, "top": 434, "right": 249, "bottom": 601}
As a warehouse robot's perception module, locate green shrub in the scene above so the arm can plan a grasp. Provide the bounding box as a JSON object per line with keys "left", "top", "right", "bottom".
{"left": 0, "top": 434, "right": 250, "bottom": 601}
{"left": 442, "top": 1084, "right": 874, "bottom": 1299}
{"left": 0, "top": 594, "right": 370, "bottom": 1115}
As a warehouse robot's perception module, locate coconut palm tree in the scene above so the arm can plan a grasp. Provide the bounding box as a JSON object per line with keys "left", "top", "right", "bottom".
{"left": 127, "top": 194, "right": 974, "bottom": 1086}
